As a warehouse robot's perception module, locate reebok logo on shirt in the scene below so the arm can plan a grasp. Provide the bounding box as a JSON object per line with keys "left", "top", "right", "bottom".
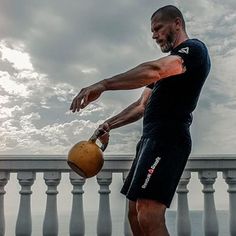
{"left": 141, "top": 157, "right": 161, "bottom": 189}
{"left": 178, "top": 47, "right": 189, "bottom": 54}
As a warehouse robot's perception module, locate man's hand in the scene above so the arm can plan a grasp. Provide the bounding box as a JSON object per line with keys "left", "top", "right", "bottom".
{"left": 97, "top": 122, "right": 110, "bottom": 145}
{"left": 70, "top": 82, "right": 106, "bottom": 112}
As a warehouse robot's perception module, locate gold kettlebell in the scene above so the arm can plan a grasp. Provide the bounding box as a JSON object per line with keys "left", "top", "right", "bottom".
{"left": 67, "top": 129, "right": 108, "bottom": 178}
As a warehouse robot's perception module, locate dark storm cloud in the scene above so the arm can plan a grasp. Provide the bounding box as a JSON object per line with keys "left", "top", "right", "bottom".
{"left": 1, "top": 0, "right": 175, "bottom": 86}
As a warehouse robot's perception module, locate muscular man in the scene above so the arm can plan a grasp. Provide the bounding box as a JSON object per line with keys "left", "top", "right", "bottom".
{"left": 70, "top": 5, "right": 211, "bottom": 236}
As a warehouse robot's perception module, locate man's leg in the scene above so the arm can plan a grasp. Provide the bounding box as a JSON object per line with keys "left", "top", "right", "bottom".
{"left": 128, "top": 200, "right": 144, "bottom": 236}
{"left": 136, "top": 198, "right": 170, "bottom": 236}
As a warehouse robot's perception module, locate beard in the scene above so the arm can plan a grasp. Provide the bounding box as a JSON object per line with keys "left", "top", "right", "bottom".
{"left": 159, "top": 31, "right": 176, "bottom": 53}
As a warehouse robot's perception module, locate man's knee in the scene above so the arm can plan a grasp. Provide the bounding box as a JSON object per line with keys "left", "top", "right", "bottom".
{"left": 136, "top": 199, "right": 167, "bottom": 228}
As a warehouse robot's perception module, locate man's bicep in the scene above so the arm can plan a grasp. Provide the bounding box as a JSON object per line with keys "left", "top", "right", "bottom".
{"left": 151, "top": 55, "right": 186, "bottom": 80}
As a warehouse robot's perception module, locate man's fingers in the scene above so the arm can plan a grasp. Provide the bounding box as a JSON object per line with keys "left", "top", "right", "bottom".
{"left": 70, "top": 99, "right": 75, "bottom": 112}
{"left": 81, "top": 93, "right": 89, "bottom": 109}
{"left": 98, "top": 132, "right": 110, "bottom": 144}
{"left": 99, "top": 123, "right": 110, "bottom": 132}
{"left": 70, "top": 102, "right": 73, "bottom": 110}
{"left": 70, "top": 92, "right": 85, "bottom": 112}
{"left": 70, "top": 87, "right": 95, "bottom": 112}
{"left": 100, "top": 132, "right": 110, "bottom": 139}
{"left": 76, "top": 97, "right": 81, "bottom": 112}
{"left": 70, "top": 96, "right": 78, "bottom": 111}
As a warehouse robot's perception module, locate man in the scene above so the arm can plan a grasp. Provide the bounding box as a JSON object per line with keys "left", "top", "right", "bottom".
{"left": 70, "top": 5, "right": 211, "bottom": 236}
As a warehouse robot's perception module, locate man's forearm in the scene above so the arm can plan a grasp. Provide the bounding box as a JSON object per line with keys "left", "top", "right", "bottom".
{"left": 105, "top": 101, "right": 145, "bottom": 130}
{"left": 101, "top": 63, "right": 160, "bottom": 91}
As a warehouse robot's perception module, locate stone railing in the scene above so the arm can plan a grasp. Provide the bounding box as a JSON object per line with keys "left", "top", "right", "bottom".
{"left": 0, "top": 154, "right": 236, "bottom": 236}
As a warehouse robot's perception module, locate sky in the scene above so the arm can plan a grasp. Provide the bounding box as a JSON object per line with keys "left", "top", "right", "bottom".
{"left": 0, "top": 1, "right": 235, "bottom": 228}
{"left": 0, "top": 0, "right": 236, "bottom": 155}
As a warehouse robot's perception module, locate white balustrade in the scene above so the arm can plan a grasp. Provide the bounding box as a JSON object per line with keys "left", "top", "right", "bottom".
{"left": 0, "top": 172, "right": 9, "bottom": 236}
{"left": 223, "top": 170, "right": 236, "bottom": 236}
{"left": 176, "top": 171, "right": 191, "bottom": 236}
{"left": 15, "top": 172, "right": 35, "bottom": 236}
{"left": 69, "top": 172, "right": 85, "bottom": 236}
{"left": 0, "top": 155, "right": 235, "bottom": 235}
{"left": 96, "top": 172, "right": 112, "bottom": 236}
{"left": 43, "top": 172, "right": 61, "bottom": 236}
{"left": 199, "top": 170, "right": 219, "bottom": 236}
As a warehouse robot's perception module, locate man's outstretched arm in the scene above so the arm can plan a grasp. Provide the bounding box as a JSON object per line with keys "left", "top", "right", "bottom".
{"left": 102, "top": 87, "right": 152, "bottom": 131}
{"left": 70, "top": 55, "right": 185, "bottom": 112}
{"left": 102, "top": 55, "right": 185, "bottom": 90}
{"left": 96, "top": 87, "right": 152, "bottom": 144}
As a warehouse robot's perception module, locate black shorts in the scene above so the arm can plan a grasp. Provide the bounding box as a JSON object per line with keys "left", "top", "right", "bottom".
{"left": 120, "top": 132, "right": 191, "bottom": 208}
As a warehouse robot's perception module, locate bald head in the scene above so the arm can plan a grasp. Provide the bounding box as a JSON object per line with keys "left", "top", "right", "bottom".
{"left": 151, "top": 5, "right": 186, "bottom": 31}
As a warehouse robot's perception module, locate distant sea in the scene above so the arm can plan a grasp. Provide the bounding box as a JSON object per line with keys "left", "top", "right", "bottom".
{"left": 5, "top": 210, "right": 229, "bottom": 236}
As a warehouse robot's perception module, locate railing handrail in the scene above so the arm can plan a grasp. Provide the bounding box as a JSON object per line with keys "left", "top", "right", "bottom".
{"left": 0, "top": 154, "right": 236, "bottom": 172}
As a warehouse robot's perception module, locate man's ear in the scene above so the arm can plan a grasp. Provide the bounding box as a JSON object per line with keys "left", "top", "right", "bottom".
{"left": 175, "top": 17, "right": 182, "bottom": 31}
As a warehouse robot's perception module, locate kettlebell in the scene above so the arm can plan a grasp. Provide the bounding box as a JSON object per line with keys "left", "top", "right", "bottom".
{"left": 67, "top": 129, "right": 108, "bottom": 178}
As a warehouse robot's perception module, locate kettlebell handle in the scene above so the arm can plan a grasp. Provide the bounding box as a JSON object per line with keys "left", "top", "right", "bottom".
{"left": 89, "top": 129, "right": 108, "bottom": 152}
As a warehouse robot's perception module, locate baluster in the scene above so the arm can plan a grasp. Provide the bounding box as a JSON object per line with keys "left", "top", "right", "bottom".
{"left": 15, "top": 172, "right": 36, "bottom": 236}
{"left": 69, "top": 172, "right": 86, "bottom": 236}
{"left": 96, "top": 172, "right": 112, "bottom": 236}
{"left": 43, "top": 172, "right": 61, "bottom": 236}
{"left": 199, "top": 170, "right": 219, "bottom": 236}
{"left": 0, "top": 172, "right": 10, "bottom": 236}
{"left": 176, "top": 171, "right": 191, "bottom": 236}
{"left": 223, "top": 170, "right": 236, "bottom": 236}
{"left": 122, "top": 172, "right": 132, "bottom": 236}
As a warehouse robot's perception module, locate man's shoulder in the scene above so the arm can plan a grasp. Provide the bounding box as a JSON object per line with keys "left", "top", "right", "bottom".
{"left": 171, "top": 38, "right": 210, "bottom": 71}
{"left": 179, "top": 39, "right": 207, "bottom": 53}
{"left": 172, "top": 38, "right": 209, "bottom": 60}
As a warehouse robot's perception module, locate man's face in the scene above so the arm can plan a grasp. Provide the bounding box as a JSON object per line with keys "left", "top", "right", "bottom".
{"left": 151, "top": 15, "right": 176, "bottom": 53}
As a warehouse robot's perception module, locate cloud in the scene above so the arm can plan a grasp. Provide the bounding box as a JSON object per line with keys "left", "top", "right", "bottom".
{"left": 0, "top": 0, "right": 236, "bottom": 155}
{"left": 0, "top": 71, "right": 29, "bottom": 97}
{"left": 0, "top": 40, "right": 33, "bottom": 70}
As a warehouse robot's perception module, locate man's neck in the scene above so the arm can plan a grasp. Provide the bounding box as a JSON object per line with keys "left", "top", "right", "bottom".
{"left": 173, "top": 32, "right": 189, "bottom": 49}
